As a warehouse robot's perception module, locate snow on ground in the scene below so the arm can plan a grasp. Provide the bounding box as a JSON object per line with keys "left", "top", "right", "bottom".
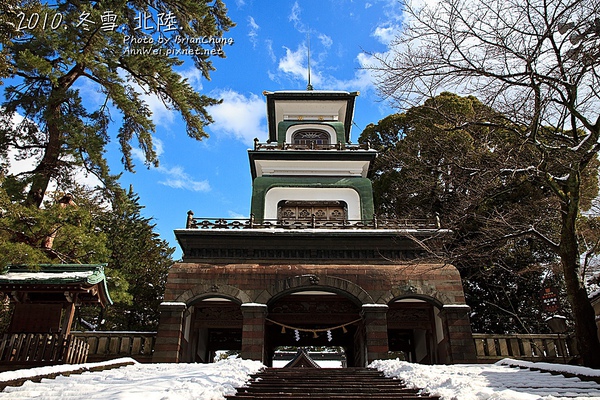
{"left": 1, "top": 358, "right": 600, "bottom": 400}
{"left": 371, "top": 359, "right": 600, "bottom": 400}
{"left": 0, "top": 358, "right": 264, "bottom": 400}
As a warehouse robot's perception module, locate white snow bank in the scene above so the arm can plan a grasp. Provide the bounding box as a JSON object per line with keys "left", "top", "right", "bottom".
{"left": 0, "top": 357, "right": 137, "bottom": 383}
{"left": 370, "top": 359, "right": 600, "bottom": 400}
{"left": 496, "top": 358, "right": 600, "bottom": 378}
{"left": 0, "top": 358, "right": 264, "bottom": 400}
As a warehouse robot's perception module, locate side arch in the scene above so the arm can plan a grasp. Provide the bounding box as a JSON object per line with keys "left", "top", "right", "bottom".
{"left": 377, "top": 284, "right": 454, "bottom": 306}
{"left": 176, "top": 283, "right": 252, "bottom": 305}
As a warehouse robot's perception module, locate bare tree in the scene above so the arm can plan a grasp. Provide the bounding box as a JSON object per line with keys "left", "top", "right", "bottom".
{"left": 370, "top": 0, "right": 600, "bottom": 367}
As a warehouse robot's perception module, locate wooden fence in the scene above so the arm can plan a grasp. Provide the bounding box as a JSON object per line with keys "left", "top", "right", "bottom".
{"left": 472, "top": 333, "right": 578, "bottom": 363}
{"left": 71, "top": 332, "right": 156, "bottom": 363}
{"left": 0, "top": 333, "right": 88, "bottom": 370}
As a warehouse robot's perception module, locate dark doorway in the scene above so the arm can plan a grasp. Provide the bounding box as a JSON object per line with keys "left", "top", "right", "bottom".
{"left": 188, "top": 298, "right": 242, "bottom": 363}
{"left": 387, "top": 299, "right": 443, "bottom": 364}
{"left": 265, "top": 291, "right": 362, "bottom": 367}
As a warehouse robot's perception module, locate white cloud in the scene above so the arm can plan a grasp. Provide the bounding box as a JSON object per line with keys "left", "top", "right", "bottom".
{"left": 157, "top": 165, "right": 211, "bottom": 192}
{"left": 265, "top": 39, "right": 276, "bottom": 63}
{"left": 365, "top": 2, "right": 373, "bottom": 8}
{"left": 372, "top": 24, "right": 400, "bottom": 45}
{"left": 289, "top": 1, "right": 301, "bottom": 24}
{"left": 279, "top": 45, "right": 307, "bottom": 80}
{"left": 228, "top": 210, "right": 247, "bottom": 219}
{"left": 235, "top": 0, "right": 245, "bottom": 6}
{"left": 318, "top": 34, "right": 333, "bottom": 49}
{"left": 248, "top": 16, "right": 260, "bottom": 48}
{"left": 319, "top": 52, "right": 379, "bottom": 93}
{"left": 131, "top": 137, "right": 164, "bottom": 165}
{"left": 277, "top": 45, "right": 323, "bottom": 86}
{"left": 130, "top": 138, "right": 210, "bottom": 192}
{"left": 207, "top": 90, "right": 268, "bottom": 144}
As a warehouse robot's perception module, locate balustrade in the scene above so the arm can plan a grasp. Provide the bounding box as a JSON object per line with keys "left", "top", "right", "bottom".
{"left": 0, "top": 333, "right": 88, "bottom": 370}
{"left": 472, "top": 333, "right": 578, "bottom": 363}
{"left": 71, "top": 332, "right": 156, "bottom": 362}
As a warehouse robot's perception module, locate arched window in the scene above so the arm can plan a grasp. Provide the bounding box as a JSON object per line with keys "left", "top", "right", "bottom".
{"left": 292, "top": 129, "right": 330, "bottom": 146}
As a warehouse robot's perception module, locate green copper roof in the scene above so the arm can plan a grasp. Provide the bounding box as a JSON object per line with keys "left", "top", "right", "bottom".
{"left": 0, "top": 264, "right": 113, "bottom": 305}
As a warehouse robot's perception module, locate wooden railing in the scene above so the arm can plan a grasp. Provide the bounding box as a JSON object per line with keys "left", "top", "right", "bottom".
{"left": 473, "top": 333, "right": 578, "bottom": 363}
{"left": 0, "top": 333, "right": 88, "bottom": 370}
{"left": 71, "top": 332, "right": 156, "bottom": 363}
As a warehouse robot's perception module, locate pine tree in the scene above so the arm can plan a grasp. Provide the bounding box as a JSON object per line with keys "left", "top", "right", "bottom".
{"left": 94, "top": 187, "right": 174, "bottom": 331}
{"left": 0, "top": 0, "right": 234, "bottom": 207}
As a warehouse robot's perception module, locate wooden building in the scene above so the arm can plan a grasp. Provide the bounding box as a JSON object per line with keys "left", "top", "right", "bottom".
{"left": 153, "top": 90, "right": 477, "bottom": 366}
{"left": 0, "top": 264, "right": 112, "bottom": 369}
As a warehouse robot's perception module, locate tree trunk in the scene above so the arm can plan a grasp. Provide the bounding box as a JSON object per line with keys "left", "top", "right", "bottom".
{"left": 24, "top": 64, "right": 84, "bottom": 207}
{"left": 560, "top": 175, "right": 600, "bottom": 368}
{"left": 25, "top": 102, "right": 63, "bottom": 207}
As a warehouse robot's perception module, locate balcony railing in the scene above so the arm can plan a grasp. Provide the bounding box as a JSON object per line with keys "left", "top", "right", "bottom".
{"left": 185, "top": 213, "right": 440, "bottom": 230}
{"left": 253, "top": 139, "right": 372, "bottom": 151}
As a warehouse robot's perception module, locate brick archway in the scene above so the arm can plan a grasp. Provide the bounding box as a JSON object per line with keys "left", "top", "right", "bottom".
{"left": 255, "top": 274, "right": 374, "bottom": 305}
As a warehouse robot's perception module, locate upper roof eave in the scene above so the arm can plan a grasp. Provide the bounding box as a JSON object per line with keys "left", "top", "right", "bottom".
{"left": 264, "top": 90, "right": 359, "bottom": 142}
{"left": 0, "top": 264, "right": 113, "bottom": 306}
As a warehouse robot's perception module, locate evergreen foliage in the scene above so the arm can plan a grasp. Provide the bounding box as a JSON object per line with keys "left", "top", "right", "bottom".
{"left": 359, "top": 93, "right": 597, "bottom": 334}
{"left": 91, "top": 187, "right": 174, "bottom": 331}
{"left": 0, "top": 1, "right": 230, "bottom": 331}
{"left": 0, "top": 0, "right": 234, "bottom": 207}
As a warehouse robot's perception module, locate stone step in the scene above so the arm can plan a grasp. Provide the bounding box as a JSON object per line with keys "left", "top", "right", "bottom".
{"left": 228, "top": 395, "right": 436, "bottom": 399}
{"left": 228, "top": 367, "right": 439, "bottom": 400}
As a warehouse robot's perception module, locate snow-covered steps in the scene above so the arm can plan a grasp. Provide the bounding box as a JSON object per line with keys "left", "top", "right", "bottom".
{"left": 227, "top": 367, "right": 439, "bottom": 399}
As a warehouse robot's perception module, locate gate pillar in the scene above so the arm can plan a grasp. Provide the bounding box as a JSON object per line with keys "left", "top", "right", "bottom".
{"left": 440, "top": 305, "right": 477, "bottom": 363}
{"left": 153, "top": 302, "right": 186, "bottom": 363}
{"left": 362, "top": 304, "right": 389, "bottom": 364}
{"left": 241, "top": 303, "right": 268, "bottom": 363}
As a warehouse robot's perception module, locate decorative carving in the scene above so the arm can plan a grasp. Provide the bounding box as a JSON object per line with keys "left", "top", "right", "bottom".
{"left": 270, "top": 300, "right": 358, "bottom": 315}
{"left": 195, "top": 306, "right": 243, "bottom": 321}
{"left": 210, "top": 284, "right": 219, "bottom": 292}
{"left": 308, "top": 275, "right": 320, "bottom": 285}
{"left": 388, "top": 308, "right": 431, "bottom": 322}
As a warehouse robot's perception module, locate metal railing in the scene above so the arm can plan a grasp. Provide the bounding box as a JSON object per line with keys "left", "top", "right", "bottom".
{"left": 185, "top": 213, "right": 440, "bottom": 230}
{"left": 253, "top": 139, "right": 372, "bottom": 151}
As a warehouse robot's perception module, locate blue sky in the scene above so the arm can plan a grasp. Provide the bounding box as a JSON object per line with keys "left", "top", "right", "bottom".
{"left": 7, "top": 1, "right": 404, "bottom": 259}
{"left": 109, "top": 0, "right": 405, "bottom": 259}
{"left": 99, "top": 0, "right": 405, "bottom": 259}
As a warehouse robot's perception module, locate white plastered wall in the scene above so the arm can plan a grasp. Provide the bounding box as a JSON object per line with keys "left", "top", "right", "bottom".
{"left": 264, "top": 187, "right": 361, "bottom": 220}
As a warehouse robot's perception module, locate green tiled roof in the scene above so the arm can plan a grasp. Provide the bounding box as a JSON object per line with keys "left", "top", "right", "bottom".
{"left": 0, "top": 264, "right": 112, "bottom": 305}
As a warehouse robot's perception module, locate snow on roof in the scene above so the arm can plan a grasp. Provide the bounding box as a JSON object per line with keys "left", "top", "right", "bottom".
{"left": 0, "top": 271, "right": 95, "bottom": 282}
{"left": 0, "top": 264, "right": 106, "bottom": 285}
{"left": 0, "top": 264, "right": 113, "bottom": 305}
